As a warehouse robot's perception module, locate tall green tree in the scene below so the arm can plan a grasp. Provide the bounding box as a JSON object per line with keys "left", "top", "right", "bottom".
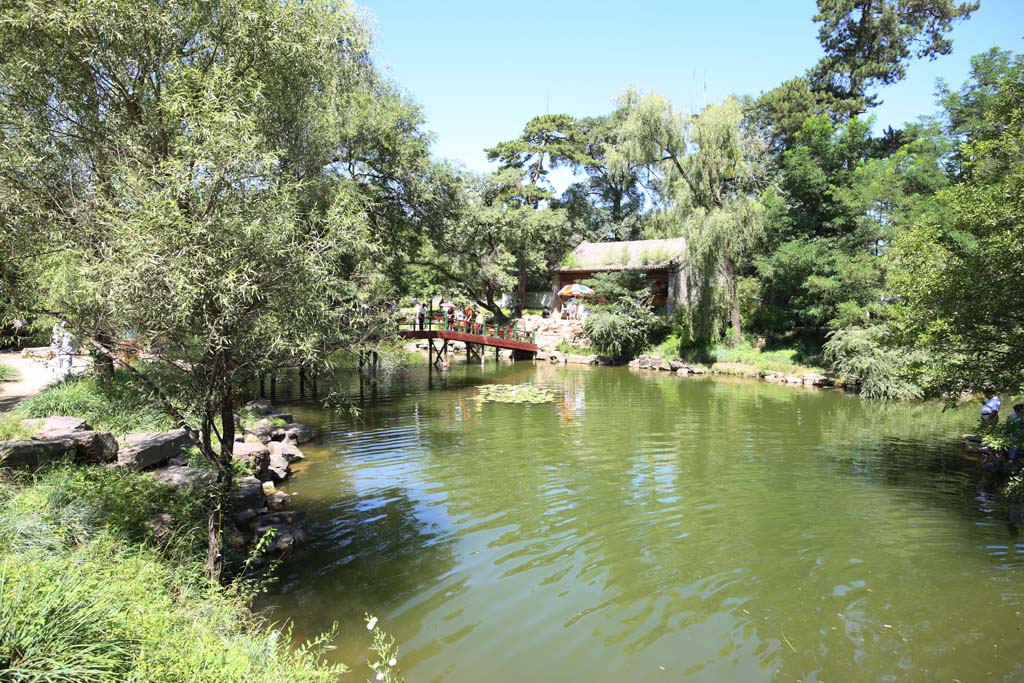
{"left": 0, "top": 0, "right": 441, "bottom": 581}
{"left": 747, "top": 77, "right": 828, "bottom": 154}
{"left": 891, "top": 51, "right": 1024, "bottom": 397}
{"left": 558, "top": 112, "right": 647, "bottom": 241}
{"left": 486, "top": 114, "right": 589, "bottom": 305}
{"left": 418, "top": 170, "right": 568, "bottom": 322}
{"left": 938, "top": 47, "right": 1024, "bottom": 177}
{"left": 810, "top": 0, "right": 978, "bottom": 118}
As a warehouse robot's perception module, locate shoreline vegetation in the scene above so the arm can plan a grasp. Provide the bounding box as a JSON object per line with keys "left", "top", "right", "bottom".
{"left": 0, "top": 465, "right": 348, "bottom": 683}
{"left": 0, "top": 369, "right": 405, "bottom": 682}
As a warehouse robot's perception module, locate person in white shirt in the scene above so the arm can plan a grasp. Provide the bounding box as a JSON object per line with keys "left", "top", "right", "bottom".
{"left": 981, "top": 388, "right": 1001, "bottom": 425}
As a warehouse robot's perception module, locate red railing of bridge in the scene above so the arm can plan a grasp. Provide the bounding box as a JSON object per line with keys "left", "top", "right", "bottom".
{"left": 399, "top": 314, "right": 536, "bottom": 345}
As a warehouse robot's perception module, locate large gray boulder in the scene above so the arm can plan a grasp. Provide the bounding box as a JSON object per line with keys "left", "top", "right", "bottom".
{"left": 251, "top": 522, "right": 305, "bottom": 553}
{"left": 254, "top": 510, "right": 306, "bottom": 527}
{"left": 118, "top": 429, "right": 190, "bottom": 470}
{"left": 270, "top": 422, "right": 313, "bottom": 445}
{"left": 266, "top": 451, "right": 290, "bottom": 483}
{"left": 233, "top": 442, "right": 270, "bottom": 475}
{"left": 268, "top": 440, "right": 305, "bottom": 464}
{"left": 0, "top": 438, "right": 76, "bottom": 468}
{"left": 151, "top": 465, "right": 216, "bottom": 491}
{"left": 59, "top": 431, "right": 118, "bottom": 463}
{"left": 232, "top": 475, "right": 266, "bottom": 510}
{"left": 35, "top": 416, "right": 91, "bottom": 436}
{"left": 266, "top": 490, "right": 290, "bottom": 511}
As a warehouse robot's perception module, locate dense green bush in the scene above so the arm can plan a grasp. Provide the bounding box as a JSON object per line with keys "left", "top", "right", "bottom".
{"left": 823, "top": 324, "right": 925, "bottom": 399}
{"left": 0, "top": 467, "right": 347, "bottom": 683}
{"left": 582, "top": 270, "right": 667, "bottom": 359}
{"left": 12, "top": 372, "right": 173, "bottom": 434}
{"left": 584, "top": 301, "right": 664, "bottom": 360}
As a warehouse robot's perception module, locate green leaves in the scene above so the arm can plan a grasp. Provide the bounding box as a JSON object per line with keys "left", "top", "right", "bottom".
{"left": 889, "top": 50, "right": 1024, "bottom": 397}
{"left": 810, "top": 0, "right": 978, "bottom": 117}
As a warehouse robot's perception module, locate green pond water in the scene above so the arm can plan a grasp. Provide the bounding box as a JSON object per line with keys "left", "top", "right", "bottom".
{"left": 260, "top": 362, "right": 1024, "bottom": 682}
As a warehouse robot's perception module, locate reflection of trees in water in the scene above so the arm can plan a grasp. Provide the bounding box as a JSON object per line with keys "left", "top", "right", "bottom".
{"left": 415, "top": 368, "right": 784, "bottom": 660}
{"left": 264, "top": 480, "right": 459, "bottom": 656}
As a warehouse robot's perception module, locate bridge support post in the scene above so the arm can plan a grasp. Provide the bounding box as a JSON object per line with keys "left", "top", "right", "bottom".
{"left": 429, "top": 338, "right": 449, "bottom": 368}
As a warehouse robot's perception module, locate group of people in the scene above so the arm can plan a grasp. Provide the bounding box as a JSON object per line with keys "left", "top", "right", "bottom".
{"left": 450, "top": 303, "right": 486, "bottom": 330}
{"left": 411, "top": 299, "right": 489, "bottom": 332}
{"left": 560, "top": 300, "right": 589, "bottom": 321}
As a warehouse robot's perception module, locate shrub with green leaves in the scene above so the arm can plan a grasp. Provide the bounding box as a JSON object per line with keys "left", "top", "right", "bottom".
{"left": 823, "top": 324, "right": 925, "bottom": 399}
{"left": 581, "top": 270, "right": 667, "bottom": 359}
{"left": 584, "top": 298, "right": 665, "bottom": 360}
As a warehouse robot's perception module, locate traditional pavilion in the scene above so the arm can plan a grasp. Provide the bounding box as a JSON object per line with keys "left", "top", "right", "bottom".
{"left": 549, "top": 237, "right": 688, "bottom": 313}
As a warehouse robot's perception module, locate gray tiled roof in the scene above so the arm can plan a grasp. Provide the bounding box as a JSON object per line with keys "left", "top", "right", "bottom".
{"left": 553, "top": 237, "right": 687, "bottom": 270}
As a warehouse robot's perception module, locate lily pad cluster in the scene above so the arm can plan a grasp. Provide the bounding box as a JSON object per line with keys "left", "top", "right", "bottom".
{"left": 475, "top": 384, "right": 556, "bottom": 404}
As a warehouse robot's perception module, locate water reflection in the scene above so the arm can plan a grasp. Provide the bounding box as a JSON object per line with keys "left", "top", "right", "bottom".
{"left": 261, "top": 363, "right": 1023, "bottom": 682}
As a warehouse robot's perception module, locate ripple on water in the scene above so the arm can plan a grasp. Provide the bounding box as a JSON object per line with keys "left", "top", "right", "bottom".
{"left": 261, "top": 365, "right": 1020, "bottom": 683}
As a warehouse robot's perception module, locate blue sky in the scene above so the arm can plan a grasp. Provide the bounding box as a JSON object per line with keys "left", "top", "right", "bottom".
{"left": 361, "top": 0, "right": 1024, "bottom": 188}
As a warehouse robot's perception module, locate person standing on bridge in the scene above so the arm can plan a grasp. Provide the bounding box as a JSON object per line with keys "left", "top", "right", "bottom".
{"left": 414, "top": 300, "right": 425, "bottom": 331}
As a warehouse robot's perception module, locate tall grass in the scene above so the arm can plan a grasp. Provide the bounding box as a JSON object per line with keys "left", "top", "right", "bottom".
{"left": 12, "top": 372, "right": 173, "bottom": 434}
{"left": 0, "top": 362, "right": 20, "bottom": 383}
{"left": 663, "top": 338, "right": 826, "bottom": 376}
{"left": 0, "top": 416, "right": 34, "bottom": 441}
{"left": 0, "top": 467, "right": 347, "bottom": 683}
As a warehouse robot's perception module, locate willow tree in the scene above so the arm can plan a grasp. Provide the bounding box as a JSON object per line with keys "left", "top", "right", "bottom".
{"left": 615, "top": 92, "right": 769, "bottom": 346}
{"left": 0, "top": 0, "right": 442, "bottom": 581}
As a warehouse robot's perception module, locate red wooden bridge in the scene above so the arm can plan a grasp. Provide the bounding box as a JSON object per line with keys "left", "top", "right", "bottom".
{"left": 398, "top": 315, "right": 538, "bottom": 365}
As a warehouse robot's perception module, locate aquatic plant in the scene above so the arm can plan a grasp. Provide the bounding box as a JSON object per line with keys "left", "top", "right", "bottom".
{"left": 475, "top": 384, "right": 556, "bottom": 404}
{"left": 365, "top": 614, "right": 403, "bottom": 683}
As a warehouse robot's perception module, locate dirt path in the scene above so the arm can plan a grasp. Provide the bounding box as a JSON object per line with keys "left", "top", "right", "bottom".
{"left": 0, "top": 351, "right": 81, "bottom": 413}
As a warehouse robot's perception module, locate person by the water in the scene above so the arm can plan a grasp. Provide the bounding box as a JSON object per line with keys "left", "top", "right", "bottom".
{"left": 981, "top": 388, "right": 1001, "bottom": 425}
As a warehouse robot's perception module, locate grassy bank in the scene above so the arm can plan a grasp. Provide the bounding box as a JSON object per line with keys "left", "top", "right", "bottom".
{"left": 12, "top": 372, "right": 173, "bottom": 434}
{"left": 654, "top": 337, "right": 827, "bottom": 378}
{"left": 0, "top": 466, "right": 347, "bottom": 682}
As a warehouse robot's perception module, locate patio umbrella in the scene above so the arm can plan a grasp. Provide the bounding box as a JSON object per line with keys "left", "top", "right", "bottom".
{"left": 557, "top": 283, "right": 594, "bottom": 297}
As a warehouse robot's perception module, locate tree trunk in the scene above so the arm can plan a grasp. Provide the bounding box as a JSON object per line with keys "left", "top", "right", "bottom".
{"left": 204, "top": 383, "right": 236, "bottom": 583}
{"left": 92, "top": 334, "right": 115, "bottom": 383}
{"left": 723, "top": 246, "right": 741, "bottom": 346}
{"left": 517, "top": 245, "right": 527, "bottom": 314}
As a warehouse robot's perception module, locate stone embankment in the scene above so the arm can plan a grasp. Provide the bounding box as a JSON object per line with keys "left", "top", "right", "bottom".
{"left": 627, "top": 355, "right": 837, "bottom": 388}
{"left": 0, "top": 400, "right": 315, "bottom": 560}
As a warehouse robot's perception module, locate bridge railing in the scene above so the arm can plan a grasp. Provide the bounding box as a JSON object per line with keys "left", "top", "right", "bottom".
{"left": 398, "top": 313, "right": 536, "bottom": 345}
